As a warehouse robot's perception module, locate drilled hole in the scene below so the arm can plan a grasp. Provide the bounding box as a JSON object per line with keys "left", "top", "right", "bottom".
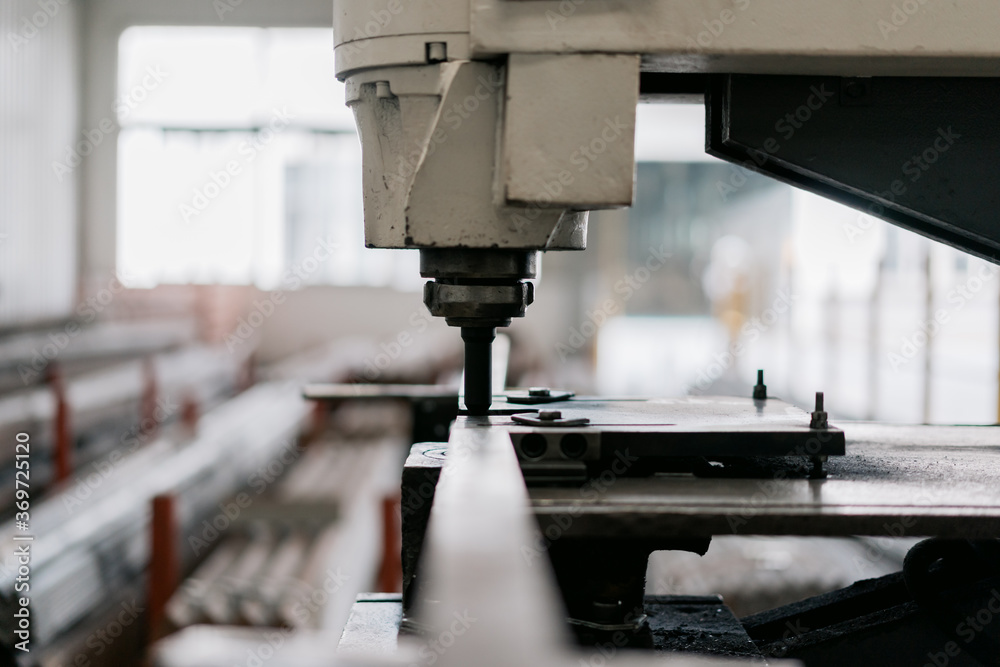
{"left": 520, "top": 434, "right": 548, "bottom": 459}
{"left": 559, "top": 433, "right": 588, "bottom": 459}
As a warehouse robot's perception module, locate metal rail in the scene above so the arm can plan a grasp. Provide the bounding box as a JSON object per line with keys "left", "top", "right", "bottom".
{"left": 406, "top": 419, "right": 799, "bottom": 667}
{"left": 0, "top": 381, "right": 310, "bottom": 652}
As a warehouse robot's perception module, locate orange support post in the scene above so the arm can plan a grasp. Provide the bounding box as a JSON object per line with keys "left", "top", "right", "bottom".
{"left": 180, "top": 391, "right": 200, "bottom": 437}
{"left": 47, "top": 365, "right": 72, "bottom": 483}
{"left": 148, "top": 494, "right": 179, "bottom": 643}
{"left": 377, "top": 494, "right": 402, "bottom": 593}
{"left": 141, "top": 357, "right": 159, "bottom": 440}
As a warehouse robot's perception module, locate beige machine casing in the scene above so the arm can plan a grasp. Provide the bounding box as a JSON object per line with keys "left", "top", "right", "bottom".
{"left": 334, "top": 0, "right": 1000, "bottom": 252}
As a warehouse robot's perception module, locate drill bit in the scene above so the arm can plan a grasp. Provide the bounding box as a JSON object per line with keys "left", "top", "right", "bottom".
{"left": 461, "top": 326, "right": 496, "bottom": 416}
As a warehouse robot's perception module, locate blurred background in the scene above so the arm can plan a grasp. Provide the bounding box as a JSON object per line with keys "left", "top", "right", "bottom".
{"left": 6, "top": 16, "right": 998, "bottom": 423}
{"left": 2, "top": 0, "right": 999, "bottom": 665}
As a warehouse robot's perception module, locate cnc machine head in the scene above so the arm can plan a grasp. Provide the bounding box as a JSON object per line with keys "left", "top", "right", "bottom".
{"left": 334, "top": 0, "right": 1000, "bottom": 412}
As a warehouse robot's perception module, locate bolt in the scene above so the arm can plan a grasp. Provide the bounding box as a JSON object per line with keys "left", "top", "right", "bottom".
{"left": 810, "top": 392, "right": 829, "bottom": 430}
{"left": 538, "top": 410, "right": 561, "bottom": 421}
{"left": 528, "top": 387, "right": 551, "bottom": 397}
{"left": 753, "top": 369, "right": 767, "bottom": 400}
{"left": 810, "top": 455, "right": 828, "bottom": 480}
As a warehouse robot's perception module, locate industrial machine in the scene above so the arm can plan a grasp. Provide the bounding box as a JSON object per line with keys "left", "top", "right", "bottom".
{"left": 324, "top": 2, "right": 1000, "bottom": 666}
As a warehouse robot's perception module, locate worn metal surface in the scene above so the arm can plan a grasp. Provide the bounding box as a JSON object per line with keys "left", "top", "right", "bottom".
{"left": 506, "top": 388, "right": 576, "bottom": 405}
{"left": 339, "top": 593, "right": 767, "bottom": 661}
{"left": 529, "top": 422, "right": 1000, "bottom": 539}
{"left": 343, "top": 62, "right": 588, "bottom": 250}
{"left": 408, "top": 420, "right": 800, "bottom": 667}
{"left": 466, "top": 0, "right": 1000, "bottom": 75}
{"left": 424, "top": 284, "right": 533, "bottom": 327}
{"left": 401, "top": 444, "right": 444, "bottom": 612}
{"left": 550, "top": 535, "right": 710, "bottom": 640}
{"left": 335, "top": 0, "right": 1000, "bottom": 76}
{"left": 503, "top": 53, "right": 639, "bottom": 208}
{"left": 411, "top": 423, "right": 568, "bottom": 664}
{"left": 338, "top": 594, "right": 404, "bottom": 656}
{"left": 742, "top": 571, "right": 988, "bottom": 666}
{"left": 646, "top": 595, "right": 763, "bottom": 660}
{"left": 647, "top": 536, "right": 915, "bottom": 618}
{"left": 419, "top": 249, "right": 538, "bottom": 281}
{"left": 159, "top": 418, "right": 800, "bottom": 665}
{"left": 502, "top": 396, "right": 844, "bottom": 464}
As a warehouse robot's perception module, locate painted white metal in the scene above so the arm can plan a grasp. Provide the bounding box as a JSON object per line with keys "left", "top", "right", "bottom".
{"left": 468, "top": 0, "right": 1000, "bottom": 76}
{"left": 502, "top": 54, "right": 639, "bottom": 209}
{"left": 408, "top": 420, "right": 803, "bottom": 666}
{"left": 333, "top": 0, "right": 1000, "bottom": 253}
{"left": 345, "top": 61, "right": 589, "bottom": 249}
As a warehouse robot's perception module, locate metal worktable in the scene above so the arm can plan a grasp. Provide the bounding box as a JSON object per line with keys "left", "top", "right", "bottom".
{"left": 527, "top": 421, "right": 1000, "bottom": 539}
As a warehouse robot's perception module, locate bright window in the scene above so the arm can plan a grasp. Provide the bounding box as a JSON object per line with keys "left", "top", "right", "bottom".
{"left": 116, "top": 26, "right": 420, "bottom": 290}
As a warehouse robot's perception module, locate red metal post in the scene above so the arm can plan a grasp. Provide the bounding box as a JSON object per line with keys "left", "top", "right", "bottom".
{"left": 377, "top": 494, "right": 403, "bottom": 593}
{"left": 141, "top": 357, "right": 159, "bottom": 440}
{"left": 47, "top": 364, "right": 72, "bottom": 483}
{"left": 180, "top": 391, "right": 200, "bottom": 437}
{"left": 148, "top": 493, "right": 179, "bottom": 643}
{"left": 238, "top": 352, "right": 256, "bottom": 393}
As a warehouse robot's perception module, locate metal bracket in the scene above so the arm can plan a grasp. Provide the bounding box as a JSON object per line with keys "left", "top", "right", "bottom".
{"left": 511, "top": 410, "right": 590, "bottom": 427}
{"left": 506, "top": 387, "right": 576, "bottom": 404}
